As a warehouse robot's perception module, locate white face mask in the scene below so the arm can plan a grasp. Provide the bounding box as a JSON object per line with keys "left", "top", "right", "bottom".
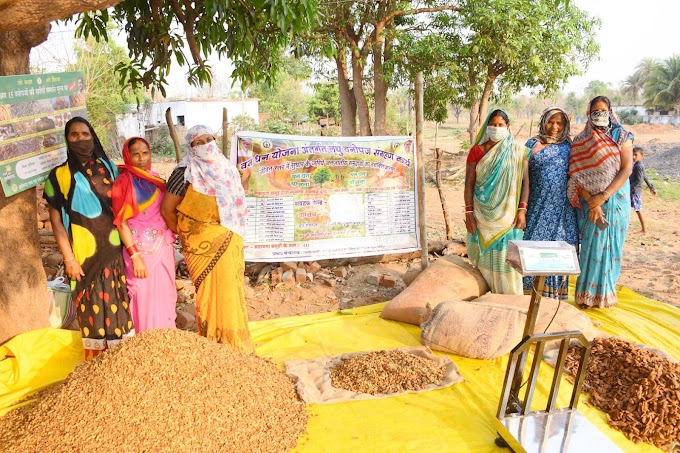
{"left": 590, "top": 110, "right": 610, "bottom": 127}
{"left": 192, "top": 141, "right": 220, "bottom": 159}
{"left": 487, "top": 126, "right": 509, "bottom": 142}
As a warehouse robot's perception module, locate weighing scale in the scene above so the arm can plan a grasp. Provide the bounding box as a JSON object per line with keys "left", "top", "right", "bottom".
{"left": 493, "top": 241, "right": 621, "bottom": 452}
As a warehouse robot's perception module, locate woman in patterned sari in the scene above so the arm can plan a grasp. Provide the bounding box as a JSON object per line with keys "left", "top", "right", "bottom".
{"left": 567, "top": 96, "right": 634, "bottom": 308}
{"left": 464, "top": 109, "right": 530, "bottom": 294}
{"left": 44, "top": 117, "right": 133, "bottom": 359}
{"left": 523, "top": 107, "right": 578, "bottom": 297}
{"left": 160, "top": 125, "right": 253, "bottom": 352}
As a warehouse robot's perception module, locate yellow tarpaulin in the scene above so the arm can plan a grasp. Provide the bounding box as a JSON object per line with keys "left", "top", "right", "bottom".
{"left": 2, "top": 286, "right": 678, "bottom": 452}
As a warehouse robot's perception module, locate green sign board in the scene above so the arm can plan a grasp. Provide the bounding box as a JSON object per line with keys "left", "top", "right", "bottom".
{"left": 0, "top": 71, "right": 87, "bottom": 196}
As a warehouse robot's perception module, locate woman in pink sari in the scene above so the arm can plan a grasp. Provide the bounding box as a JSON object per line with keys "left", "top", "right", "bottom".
{"left": 112, "top": 137, "right": 177, "bottom": 332}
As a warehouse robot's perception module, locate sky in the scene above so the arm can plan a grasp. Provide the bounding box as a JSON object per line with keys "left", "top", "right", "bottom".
{"left": 30, "top": 0, "right": 680, "bottom": 99}
{"left": 565, "top": 0, "right": 680, "bottom": 93}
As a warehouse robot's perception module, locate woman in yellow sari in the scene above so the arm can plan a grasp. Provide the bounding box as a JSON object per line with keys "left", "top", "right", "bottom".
{"left": 161, "top": 125, "right": 253, "bottom": 352}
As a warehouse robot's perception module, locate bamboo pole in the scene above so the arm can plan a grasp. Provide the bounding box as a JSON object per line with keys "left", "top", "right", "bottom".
{"left": 222, "top": 108, "right": 229, "bottom": 159}
{"left": 435, "top": 148, "right": 454, "bottom": 240}
{"left": 415, "top": 72, "right": 429, "bottom": 271}
{"left": 165, "top": 108, "right": 183, "bottom": 163}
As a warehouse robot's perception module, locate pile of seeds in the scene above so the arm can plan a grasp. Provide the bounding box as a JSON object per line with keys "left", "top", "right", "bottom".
{"left": 330, "top": 349, "right": 445, "bottom": 395}
{"left": 565, "top": 337, "right": 680, "bottom": 451}
{"left": 0, "top": 329, "right": 307, "bottom": 452}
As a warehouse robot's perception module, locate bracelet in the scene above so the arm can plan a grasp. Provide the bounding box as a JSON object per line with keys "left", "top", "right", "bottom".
{"left": 601, "top": 190, "right": 610, "bottom": 201}
{"left": 465, "top": 205, "right": 473, "bottom": 210}
{"left": 517, "top": 207, "right": 527, "bottom": 211}
{"left": 518, "top": 202, "right": 528, "bottom": 209}
{"left": 130, "top": 252, "right": 141, "bottom": 259}
{"left": 465, "top": 211, "right": 474, "bottom": 216}
{"left": 126, "top": 244, "right": 140, "bottom": 256}
{"left": 64, "top": 257, "right": 77, "bottom": 265}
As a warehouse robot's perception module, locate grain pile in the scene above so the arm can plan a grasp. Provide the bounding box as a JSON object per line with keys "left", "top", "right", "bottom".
{"left": 0, "top": 329, "right": 307, "bottom": 452}
{"left": 565, "top": 337, "right": 680, "bottom": 451}
{"left": 330, "top": 349, "right": 445, "bottom": 395}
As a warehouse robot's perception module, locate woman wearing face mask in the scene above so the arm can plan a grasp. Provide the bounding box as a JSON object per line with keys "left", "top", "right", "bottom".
{"left": 160, "top": 125, "right": 253, "bottom": 352}
{"left": 567, "top": 96, "right": 633, "bottom": 308}
{"left": 44, "top": 117, "right": 133, "bottom": 359}
{"left": 464, "top": 109, "right": 530, "bottom": 294}
{"left": 112, "top": 137, "right": 177, "bottom": 332}
{"left": 523, "top": 107, "right": 578, "bottom": 298}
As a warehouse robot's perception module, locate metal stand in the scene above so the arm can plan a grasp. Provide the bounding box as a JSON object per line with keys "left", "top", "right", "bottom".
{"left": 494, "top": 241, "right": 622, "bottom": 452}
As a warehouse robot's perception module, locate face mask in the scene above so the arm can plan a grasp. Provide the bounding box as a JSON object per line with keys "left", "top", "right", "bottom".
{"left": 487, "top": 126, "right": 509, "bottom": 142}
{"left": 191, "top": 140, "right": 220, "bottom": 159}
{"left": 591, "top": 110, "right": 610, "bottom": 127}
{"left": 69, "top": 139, "right": 95, "bottom": 163}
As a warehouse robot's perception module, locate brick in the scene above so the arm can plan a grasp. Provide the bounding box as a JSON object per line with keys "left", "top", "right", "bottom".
{"left": 380, "top": 274, "right": 397, "bottom": 288}
{"left": 367, "top": 272, "right": 383, "bottom": 285}
{"left": 296, "top": 267, "right": 307, "bottom": 284}
{"left": 333, "top": 266, "right": 348, "bottom": 279}
{"left": 281, "top": 261, "right": 298, "bottom": 272}
{"left": 307, "top": 261, "right": 322, "bottom": 275}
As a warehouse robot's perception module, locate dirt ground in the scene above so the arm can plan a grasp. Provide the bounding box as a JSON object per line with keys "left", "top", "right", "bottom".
{"left": 91, "top": 121, "right": 680, "bottom": 325}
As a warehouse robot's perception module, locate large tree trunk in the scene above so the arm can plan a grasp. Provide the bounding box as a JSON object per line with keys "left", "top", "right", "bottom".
{"left": 0, "top": 24, "right": 51, "bottom": 344}
{"left": 335, "top": 49, "right": 357, "bottom": 136}
{"left": 351, "top": 49, "right": 372, "bottom": 136}
{"left": 372, "top": 24, "right": 387, "bottom": 136}
{"left": 468, "top": 74, "right": 496, "bottom": 144}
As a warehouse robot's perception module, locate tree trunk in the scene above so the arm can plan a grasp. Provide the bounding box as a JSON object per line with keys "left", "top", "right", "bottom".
{"left": 468, "top": 74, "right": 496, "bottom": 144}
{"left": 435, "top": 148, "right": 454, "bottom": 240}
{"left": 0, "top": 24, "right": 51, "bottom": 344}
{"left": 351, "top": 49, "right": 372, "bottom": 136}
{"left": 468, "top": 98, "right": 481, "bottom": 145}
{"left": 372, "top": 24, "right": 387, "bottom": 136}
{"left": 335, "top": 50, "right": 357, "bottom": 136}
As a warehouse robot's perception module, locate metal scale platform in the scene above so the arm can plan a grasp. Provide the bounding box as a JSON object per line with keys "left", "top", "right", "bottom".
{"left": 494, "top": 241, "right": 621, "bottom": 453}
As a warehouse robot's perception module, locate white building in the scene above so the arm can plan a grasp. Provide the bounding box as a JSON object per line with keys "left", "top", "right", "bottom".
{"left": 117, "top": 98, "right": 259, "bottom": 138}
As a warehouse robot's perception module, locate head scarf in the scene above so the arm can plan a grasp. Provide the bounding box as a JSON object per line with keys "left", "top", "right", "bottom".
{"left": 533, "top": 107, "right": 571, "bottom": 145}
{"left": 180, "top": 125, "right": 247, "bottom": 238}
{"left": 111, "top": 137, "right": 166, "bottom": 227}
{"left": 567, "top": 97, "right": 633, "bottom": 207}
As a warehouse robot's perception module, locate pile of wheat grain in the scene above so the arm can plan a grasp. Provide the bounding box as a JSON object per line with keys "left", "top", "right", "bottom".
{"left": 565, "top": 337, "right": 679, "bottom": 451}
{"left": 330, "top": 349, "right": 445, "bottom": 395}
{"left": 0, "top": 329, "right": 307, "bottom": 452}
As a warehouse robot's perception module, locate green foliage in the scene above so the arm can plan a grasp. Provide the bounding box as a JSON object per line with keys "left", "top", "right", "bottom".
{"left": 308, "top": 82, "right": 340, "bottom": 124}
{"left": 617, "top": 108, "right": 639, "bottom": 125}
{"left": 647, "top": 169, "right": 680, "bottom": 200}
{"left": 312, "top": 167, "right": 332, "bottom": 187}
{"left": 150, "top": 125, "right": 180, "bottom": 156}
{"left": 258, "top": 119, "right": 296, "bottom": 135}
{"left": 424, "top": 73, "right": 456, "bottom": 124}
{"left": 65, "top": 34, "right": 146, "bottom": 154}
{"left": 250, "top": 56, "right": 311, "bottom": 125}
{"left": 642, "top": 55, "right": 680, "bottom": 112}
{"left": 460, "top": 138, "right": 470, "bottom": 153}
{"left": 584, "top": 80, "right": 616, "bottom": 102}
{"left": 565, "top": 91, "right": 588, "bottom": 116}
{"left": 71, "top": 1, "right": 318, "bottom": 96}
{"left": 231, "top": 114, "right": 257, "bottom": 133}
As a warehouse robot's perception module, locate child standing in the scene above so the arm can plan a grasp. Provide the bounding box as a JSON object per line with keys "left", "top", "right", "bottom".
{"left": 629, "top": 146, "right": 657, "bottom": 234}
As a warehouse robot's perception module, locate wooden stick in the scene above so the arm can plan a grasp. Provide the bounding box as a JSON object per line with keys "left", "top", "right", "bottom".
{"left": 165, "top": 107, "right": 183, "bottom": 163}
{"left": 435, "top": 148, "right": 454, "bottom": 240}
{"left": 415, "top": 72, "right": 429, "bottom": 271}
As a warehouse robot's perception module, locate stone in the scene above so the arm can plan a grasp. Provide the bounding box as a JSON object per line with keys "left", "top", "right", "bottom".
{"left": 175, "top": 311, "right": 196, "bottom": 330}
{"left": 43, "top": 221, "right": 52, "bottom": 231}
{"left": 333, "top": 266, "right": 348, "bottom": 279}
{"left": 282, "top": 270, "right": 296, "bottom": 286}
{"left": 296, "top": 267, "right": 307, "bottom": 284}
{"left": 380, "top": 274, "right": 397, "bottom": 288}
{"left": 322, "top": 278, "right": 335, "bottom": 287}
{"left": 306, "top": 273, "right": 314, "bottom": 283}
{"left": 367, "top": 272, "right": 383, "bottom": 285}
{"left": 43, "top": 252, "right": 63, "bottom": 268}
{"left": 281, "top": 261, "right": 298, "bottom": 272}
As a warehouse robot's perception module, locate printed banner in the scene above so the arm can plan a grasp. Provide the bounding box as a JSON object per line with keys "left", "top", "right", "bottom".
{"left": 235, "top": 132, "right": 419, "bottom": 262}
{"left": 0, "top": 72, "right": 87, "bottom": 196}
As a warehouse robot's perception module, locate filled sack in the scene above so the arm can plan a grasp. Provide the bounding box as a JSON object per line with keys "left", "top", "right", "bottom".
{"left": 380, "top": 257, "right": 489, "bottom": 325}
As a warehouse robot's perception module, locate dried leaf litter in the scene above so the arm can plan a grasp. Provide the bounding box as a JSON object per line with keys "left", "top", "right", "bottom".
{"left": 0, "top": 329, "right": 307, "bottom": 452}
{"left": 330, "top": 349, "right": 445, "bottom": 395}
{"left": 565, "top": 337, "right": 680, "bottom": 451}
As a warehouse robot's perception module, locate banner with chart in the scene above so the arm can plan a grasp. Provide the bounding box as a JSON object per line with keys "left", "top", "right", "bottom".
{"left": 0, "top": 72, "right": 86, "bottom": 196}
{"left": 234, "top": 132, "right": 419, "bottom": 262}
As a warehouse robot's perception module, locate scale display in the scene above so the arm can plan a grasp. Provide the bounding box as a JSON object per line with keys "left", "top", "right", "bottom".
{"left": 507, "top": 241, "right": 580, "bottom": 276}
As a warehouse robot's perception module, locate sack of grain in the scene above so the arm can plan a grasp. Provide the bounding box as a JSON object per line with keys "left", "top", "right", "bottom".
{"left": 420, "top": 294, "right": 599, "bottom": 359}
{"left": 380, "top": 257, "right": 489, "bottom": 325}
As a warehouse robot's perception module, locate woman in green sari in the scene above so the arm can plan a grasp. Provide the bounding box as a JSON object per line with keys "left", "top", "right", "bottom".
{"left": 464, "top": 109, "right": 530, "bottom": 294}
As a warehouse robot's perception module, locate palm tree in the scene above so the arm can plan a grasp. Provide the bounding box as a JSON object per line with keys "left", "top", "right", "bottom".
{"left": 621, "top": 73, "right": 643, "bottom": 105}
{"left": 634, "top": 57, "right": 658, "bottom": 83}
{"left": 643, "top": 55, "right": 680, "bottom": 112}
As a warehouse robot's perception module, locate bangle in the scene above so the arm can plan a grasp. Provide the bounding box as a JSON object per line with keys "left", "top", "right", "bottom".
{"left": 465, "top": 205, "right": 473, "bottom": 210}
{"left": 64, "top": 257, "right": 76, "bottom": 265}
{"left": 465, "top": 211, "right": 474, "bottom": 216}
{"left": 130, "top": 252, "right": 141, "bottom": 259}
{"left": 126, "top": 245, "right": 139, "bottom": 256}
{"left": 517, "top": 207, "right": 527, "bottom": 211}
{"left": 601, "top": 190, "right": 610, "bottom": 201}
{"left": 518, "top": 202, "right": 528, "bottom": 209}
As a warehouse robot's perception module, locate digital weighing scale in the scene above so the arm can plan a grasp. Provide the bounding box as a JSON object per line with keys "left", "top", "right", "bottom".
{"left": 494, "top": 241, "right": 621, "bottom": 452}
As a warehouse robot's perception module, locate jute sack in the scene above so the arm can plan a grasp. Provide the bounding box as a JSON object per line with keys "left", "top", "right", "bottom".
{"left": 380, "top": 257, "right": 489, "bottom": 325}
{"left": 420, "top": 294, "right": 599, "bottom": 359}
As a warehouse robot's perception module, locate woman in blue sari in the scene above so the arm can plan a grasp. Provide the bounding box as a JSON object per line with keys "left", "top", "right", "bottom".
{"left": 523, "top": 107, "right": 578, "bottom": 297}
{"left": 464, "top": 110, "right": 530, "bottom": 294}
{"left": 567, "top": 96, "right": 634, "bottom": 308}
